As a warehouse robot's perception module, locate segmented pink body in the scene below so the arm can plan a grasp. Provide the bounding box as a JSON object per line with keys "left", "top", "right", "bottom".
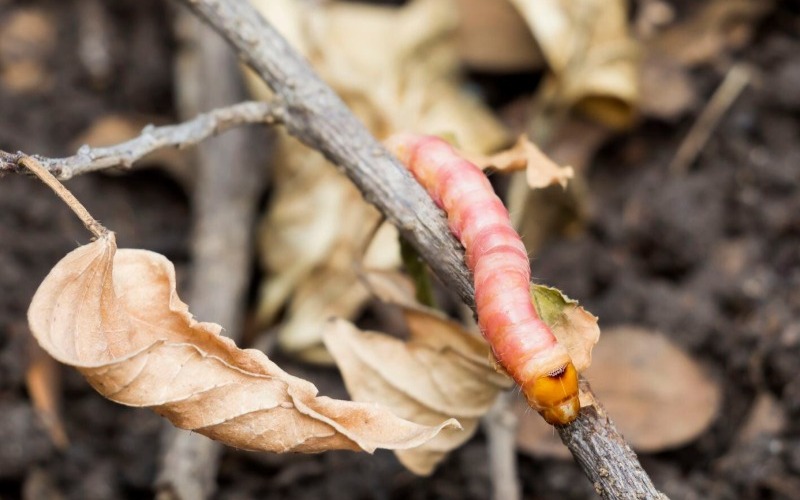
{"left": 387, "top": 134, "right": 578, "bottom": 424}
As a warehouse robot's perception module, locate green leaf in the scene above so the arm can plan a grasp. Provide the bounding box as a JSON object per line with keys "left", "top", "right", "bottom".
{"left": 530, "top": 284, "right": 578, "bottom": 328}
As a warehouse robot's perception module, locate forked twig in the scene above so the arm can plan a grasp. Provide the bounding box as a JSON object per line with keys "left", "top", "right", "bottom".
{"left": 0, "top": 100, "right": 283, "bottom": 180}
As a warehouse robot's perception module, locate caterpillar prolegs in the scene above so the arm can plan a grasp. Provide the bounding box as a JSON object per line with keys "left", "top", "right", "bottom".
{"left": 387, "top": 134, "right": 579, "bottom": 426}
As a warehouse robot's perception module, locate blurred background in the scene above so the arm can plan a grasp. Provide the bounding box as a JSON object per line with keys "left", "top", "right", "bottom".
{"left": 0, "top": 0, "right": 798, "bottom": 498}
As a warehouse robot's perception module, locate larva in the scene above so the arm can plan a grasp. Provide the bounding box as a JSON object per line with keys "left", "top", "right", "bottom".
{"left": 386, "top": 133, "right": 579, "bottom": 425}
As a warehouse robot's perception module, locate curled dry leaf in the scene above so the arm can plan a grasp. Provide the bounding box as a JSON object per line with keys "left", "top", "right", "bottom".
{"left": 515, "top": 325, "right": 721, "bottom": 457}
{"left": 324, "top": 311, "right": 511, "bottom": 475}
{"left": 255, "top": 143, "right": 399, "bottom": 363}
{"left": 467, "top": 135, "right": 574, "bottom": 189}
{"left": 510, "top": 0, "right": 640, "bottom": 129}
{"left": 27, "top": 234, "right": 458, "bottom": 454}
{"left": 505, "top": 118, "right": 604, "bottom": 255}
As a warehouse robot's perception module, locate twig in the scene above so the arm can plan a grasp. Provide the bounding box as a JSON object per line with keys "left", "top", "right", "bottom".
{"left": 155, "top": 8, "right": 268, "bottom": 500}
{"left": 482, "top": 392, "right": 521, "bottom": 500}
{"left": 178, "top": 0, "right": 664, "bottom": 498}
{"left": 0, "top": 100, "right": 283, "bottom": 180}
{"left": 669, "top": 63, "right": 751, "bottom": 175}
{"left": 18, "top": 156, "right": 107, "bottom": 238}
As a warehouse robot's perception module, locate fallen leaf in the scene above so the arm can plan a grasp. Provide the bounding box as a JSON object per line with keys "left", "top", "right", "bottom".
{"left": 649, "top": 0, "right": 772, "bottom": 68}
{"left": 638, "top": 0, "right": 770, "bottom": 120}
{"left": 585, "top": 326, "right": 721, "bottom": 451}
{"left": 468, "top": 135, "right": 574, "bottom": 189}
{"left": 637, "top": 53, "right": 698, "bottom": 121}
{"left": 28, "top": 234, "right": 458, "bottom": 454}
{"left": 506, "top": 118, "right": 605, "bottom": 254}
{"left": 510, "top": 0, "right": 641, "bottom": 128}
{"left": 0, "top": 7, "right": 55, "bottom": 60}
{"left": 530, "top": 284, "right": 599, "bottom": 373}
{"left": 255, "top": 143, "right": 398, "bottom": 363}
{"left": 0, "top": 7, "right": 55, "bottom": 94}
{"left": 734, "top": 393, "right": 787, "bottom": 446}
{"left": 0, "top": 59, "right": 51, "bottom": 93}
{"left": 277, "top": 268, "right": 372, "bottom": 364}
{"left": 324, "top": 310, "right": 511, "bottom": 475}
{"left": 455, "top": 0, "right": 544, "bottom": 71}
{"left": 515, "top": 325, "right": 721, "bottom": 456}
{"left": 249, "top": 0, "right": 509, "bottom": 151}
{"left": 358, "top": 269, "right": 418, "bottom": 309}
{"left": 25, "top": 336, "right": 68, "bottom": 450}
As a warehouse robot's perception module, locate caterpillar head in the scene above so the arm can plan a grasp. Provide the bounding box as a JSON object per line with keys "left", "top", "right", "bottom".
{"left": 523, "top": 362, "right": 580, "bottom": 426}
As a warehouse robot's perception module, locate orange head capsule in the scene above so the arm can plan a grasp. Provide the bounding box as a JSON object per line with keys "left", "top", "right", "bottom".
{"left": 523, "top": 362, "right": 580, "bottom": 425}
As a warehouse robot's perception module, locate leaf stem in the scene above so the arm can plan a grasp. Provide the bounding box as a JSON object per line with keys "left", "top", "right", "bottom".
{"left": 20, "top": 156, "right": 108, "bottom": 239}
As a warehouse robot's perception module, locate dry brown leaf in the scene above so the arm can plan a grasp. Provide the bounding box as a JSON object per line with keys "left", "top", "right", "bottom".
{"left": 586, "top": 326, "right": 720, "bottom": 451}
{"left": 649, "top": 0, "right": 772, "bottom": 68}
{"left": 468, "top": 135, "right": 574, "bottom": 189}
{"left": 638, "top": 53, "right": 698, "bottom": 121}
{"left": 28, "top": 234, "right": 458, "bottom": 454}
{"left": 637, "top": 0, "right": 771, "bottom": 121}
{"left": 455, "top": 0, "right": 543, "bottom": 71}
{"left": 734, "top": 393, "right": 787, "bottom": 447}
{"left": 249, "top": 0, "right": 508, "bottom": 151}
{"left": 511, "top": 0, "right": 640, "bottom": 129}
{"left": 25, "top": 336, "right": 68, "bottom": 450}
{"left": 515, "top": 325, "right": 721, "bottom": 456}
{"left": 358, "top": 269, "right": 418, "bottom": 309}
{"left": 0, "top": 8, "right": 55, "bottom": 94}
{"left": 278, "top": 269, "right": 373, "bottom": 364}
{"left": 324, "top": 311, "right": 511, "bottom": 475}
{"left": 255, "top": 142, "right": 399, "bottom": 363}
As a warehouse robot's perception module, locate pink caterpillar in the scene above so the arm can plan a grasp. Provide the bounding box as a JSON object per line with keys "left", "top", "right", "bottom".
{"left": 387, "top": 134, "right": 579, "bottom": 425}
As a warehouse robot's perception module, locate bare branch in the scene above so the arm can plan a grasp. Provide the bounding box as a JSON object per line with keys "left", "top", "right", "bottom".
{"left": 177, "top": 1, "right": 664, "bottom": 498}
{"left": 0, "top": 100, "right": 283, "bottom": 180}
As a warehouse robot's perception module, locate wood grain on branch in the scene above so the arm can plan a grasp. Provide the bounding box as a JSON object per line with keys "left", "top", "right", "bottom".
{"left": 0, "top": 100, "right": 282, "bottom": 180}
{"left": 177, "top": 1, "right": 664, "bottom": 498}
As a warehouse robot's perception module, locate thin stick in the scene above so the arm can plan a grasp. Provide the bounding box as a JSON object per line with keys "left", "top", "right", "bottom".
{"left": 483, "top": 392, "right": 521, "bottom": 500}
{"left": 669, "top": 64, "right": 751, "bottom": 175}
{"left": 1, "top": 100, "right": 283, "bottom": 180}
{"left": 19, "top": 156, "right": 107, "bottom": 239}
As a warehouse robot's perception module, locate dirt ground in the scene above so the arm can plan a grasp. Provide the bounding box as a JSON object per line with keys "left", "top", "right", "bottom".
{"left": 0, "top": 1, "right": 799, "bottom": 499}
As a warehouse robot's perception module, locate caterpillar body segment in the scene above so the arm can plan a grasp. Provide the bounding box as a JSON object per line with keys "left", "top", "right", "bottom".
{"left": 387, "top": 133, "right": 579, "bottom": 425}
